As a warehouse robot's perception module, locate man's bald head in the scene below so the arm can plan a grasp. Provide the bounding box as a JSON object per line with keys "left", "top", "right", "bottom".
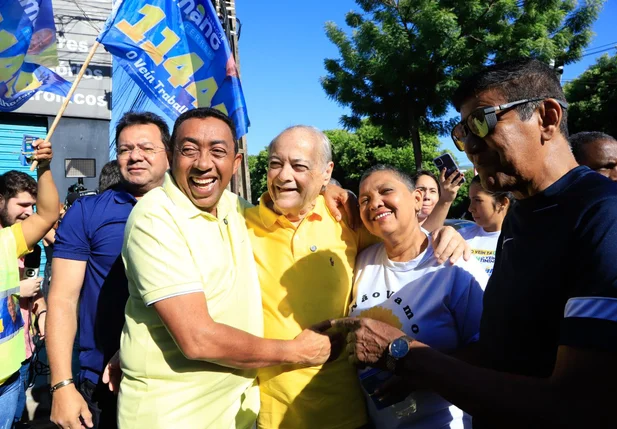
{"left": 268, "top": 125, "right": 332, "bottom": 170}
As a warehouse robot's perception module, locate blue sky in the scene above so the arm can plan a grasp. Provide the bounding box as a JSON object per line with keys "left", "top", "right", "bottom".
{"left": 236, "top": 0, "right": 617, "bottom": 161}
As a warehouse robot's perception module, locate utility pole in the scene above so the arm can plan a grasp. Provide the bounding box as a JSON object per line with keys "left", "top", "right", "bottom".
{"left": 549, "top": 58, "right": 564, "bottom": 83}
{"left": 213, "top": 0, "right": 251, "bottom": 201}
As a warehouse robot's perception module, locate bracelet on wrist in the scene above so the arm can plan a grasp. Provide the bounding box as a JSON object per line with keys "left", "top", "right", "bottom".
{"left": 50, "top": 378, "right": 74, "bottom": 394}
{"left": 35, "top": 310, "right": 47, "bottom": 326}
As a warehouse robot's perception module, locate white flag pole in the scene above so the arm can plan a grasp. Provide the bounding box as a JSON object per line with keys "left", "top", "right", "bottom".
{"left": 30, "top": 41, "right": 100, "bottom": 171}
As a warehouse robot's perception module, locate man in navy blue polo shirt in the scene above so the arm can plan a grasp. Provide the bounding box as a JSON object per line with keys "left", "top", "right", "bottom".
{"left": 342, "top": 59, "right": 617, "bottom": 428}
{"left": 46, "top": 112, "right": 171, "bottom": 429}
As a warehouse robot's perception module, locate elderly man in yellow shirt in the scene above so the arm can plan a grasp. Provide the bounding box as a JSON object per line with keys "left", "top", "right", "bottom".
{"left": 245, "top": 126, "right": 470, "bottom": 429}
{"left": 116, "top": 109, "right": 334, "bottom": 429}
{"left": 246, "top": 126, "right": 370, "bottom": 428}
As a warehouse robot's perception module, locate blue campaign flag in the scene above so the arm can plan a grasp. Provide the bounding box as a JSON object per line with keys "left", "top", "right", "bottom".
{"left": 0, "top": 0, "right": 71, "bottom": 112}
{"left": 98, "top": 0, "right": 250, "bottom": 137}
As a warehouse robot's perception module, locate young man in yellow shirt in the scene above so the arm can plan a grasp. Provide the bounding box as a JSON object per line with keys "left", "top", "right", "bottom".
{"left": 0, "top": 140, "right": 59, "bottom": 427}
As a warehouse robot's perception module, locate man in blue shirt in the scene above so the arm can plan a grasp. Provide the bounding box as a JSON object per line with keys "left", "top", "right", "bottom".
{"left": 342, "top": 59, "right": 617, "bottom": 428}
{"left": 46, "top": 112, "right": 171, "bottom": 429}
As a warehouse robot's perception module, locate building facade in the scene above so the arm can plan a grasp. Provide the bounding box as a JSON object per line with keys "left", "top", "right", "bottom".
{"left": 2, "top": 0, "right": 113, "bottom": 199}
{"left": 0, "top": 0, "right": 112, "bottom": 271}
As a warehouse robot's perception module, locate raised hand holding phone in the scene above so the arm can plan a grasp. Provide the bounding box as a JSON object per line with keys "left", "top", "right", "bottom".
{"left": 432, "top": 154, "right": 465, "bottom": 184}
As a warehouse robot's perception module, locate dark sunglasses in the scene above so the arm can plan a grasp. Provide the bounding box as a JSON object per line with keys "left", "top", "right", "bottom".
{"left": 450, "top": 98, "right": 569, "bottom": 151}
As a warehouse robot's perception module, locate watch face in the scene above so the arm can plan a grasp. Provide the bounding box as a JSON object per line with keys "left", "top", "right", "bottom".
{"left": 390, "top": 337, "right": 410, "bottom": 359}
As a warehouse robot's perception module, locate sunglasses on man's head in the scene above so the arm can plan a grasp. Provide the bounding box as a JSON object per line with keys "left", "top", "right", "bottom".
{"left": 450, "top": 98, "right": 569, "bottom": 151}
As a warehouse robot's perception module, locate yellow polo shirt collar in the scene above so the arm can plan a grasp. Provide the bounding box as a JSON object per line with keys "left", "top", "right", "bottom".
{"left": 164, "top": 172, "right": 230, "bottom": 222}
{"left": 257, "top": 191, "right": 324, "bottom": 230}
{"left": 246, "top": 194, "right": 368, "bottom": 429}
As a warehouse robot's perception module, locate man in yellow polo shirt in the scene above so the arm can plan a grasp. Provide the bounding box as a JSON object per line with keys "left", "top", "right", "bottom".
{"left": 245, "top": 126, "right": 372, "bottom": 429}
{"left": 245, "top": 126, "right": 472, "bottom": 429}
{"left": 118, "top": 109, "right": 334, "bottom": 429}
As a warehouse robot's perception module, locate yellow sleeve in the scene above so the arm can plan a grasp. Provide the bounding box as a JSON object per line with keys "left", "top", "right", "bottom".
{"left": 237, "top": 194, "right": 255, "bottom": 218}
{"left": 10, "top": 223, "right": 29, "bottom": 258}
{"left": 358, "top": 225, "right": 381, "bottom": 252}
{"left": 123, "top": 203, "right": 204, "bottom": 306}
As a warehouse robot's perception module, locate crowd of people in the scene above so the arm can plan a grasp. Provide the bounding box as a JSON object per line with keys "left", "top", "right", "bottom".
{"left": 0, "top": 57, "right": 616, "bottom": 429}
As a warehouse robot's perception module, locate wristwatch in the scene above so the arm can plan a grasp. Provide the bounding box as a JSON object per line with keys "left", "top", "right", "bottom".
{"left": 386, "top": 335, "right": 414, "bottom": 373}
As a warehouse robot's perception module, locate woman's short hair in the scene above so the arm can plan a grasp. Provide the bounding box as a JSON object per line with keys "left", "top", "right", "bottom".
{"left": 360, "top": 164, "right": 415, "bottom": 191}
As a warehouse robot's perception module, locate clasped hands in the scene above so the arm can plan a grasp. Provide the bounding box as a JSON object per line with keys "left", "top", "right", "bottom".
{"left": 290, "top": 317, "right": 413, "bottom": 370}
{"left": 297, "top": 317, "right": 419, "bottom": 377}
{"left": 102, "top": 317, "right": 412, "bottom": 396}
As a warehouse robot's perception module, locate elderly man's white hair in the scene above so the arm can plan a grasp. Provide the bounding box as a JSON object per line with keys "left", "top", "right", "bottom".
{"left": 268, "top": 125, "right": 333, "bottom": 168}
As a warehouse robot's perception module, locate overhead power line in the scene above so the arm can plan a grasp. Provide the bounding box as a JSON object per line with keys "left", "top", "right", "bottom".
{"left": 580, "top": 46, "right": 616, "bottom": 58}
{"left": 583, "top": 41, "right": 617, "bottom": 53}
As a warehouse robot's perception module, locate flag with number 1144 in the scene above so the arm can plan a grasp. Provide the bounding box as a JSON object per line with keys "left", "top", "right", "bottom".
{"left": 98, "top": 0, "right": 250, "bottom": 137}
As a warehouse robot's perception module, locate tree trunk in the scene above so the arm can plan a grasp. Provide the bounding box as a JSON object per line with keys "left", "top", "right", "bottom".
{"left": 410, "top": 119, "right": 422, "bottom": 170}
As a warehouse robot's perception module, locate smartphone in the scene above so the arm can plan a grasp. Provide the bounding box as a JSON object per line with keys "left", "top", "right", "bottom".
{"left": 358, "top": 367, "right": 408, "bottom": 410}
{"left": 433, "top": 153, "right": 465, "bottom": 183}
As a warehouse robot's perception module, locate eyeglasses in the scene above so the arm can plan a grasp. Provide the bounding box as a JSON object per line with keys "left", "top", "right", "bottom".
{"left": 117, "top": 145, "right": 167, "bottom": 159}
{"left": 450, "top": 98, "right": 569, "bottom": 151}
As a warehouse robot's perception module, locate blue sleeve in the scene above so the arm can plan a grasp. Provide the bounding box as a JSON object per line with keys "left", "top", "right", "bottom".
{"left": 53, "top": 199, "right": 91, "bottom": 261}
{"left": 560, "top": 196, "right": 617, "bottom": 352}
{"left": 451, "top": 266, "right": 486, "bottom": 346}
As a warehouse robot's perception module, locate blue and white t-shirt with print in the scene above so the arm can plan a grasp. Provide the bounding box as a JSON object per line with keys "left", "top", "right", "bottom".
{"left": 457, "top": 223, "right": 500, "bottom": 276}
{"left": 350, "top": 235, "right": 488, "bottom": 429}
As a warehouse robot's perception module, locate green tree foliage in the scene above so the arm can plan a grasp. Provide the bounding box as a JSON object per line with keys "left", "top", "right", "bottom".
{"left": 248, "top": 149, "right": 269, "bottom": 204}
{"left": 247, "top": 121, "right": 444, "bottom": 204}
{"left": 326, "top": 121, "right": 443, "bottom": 193}
{"left": 564, "top": 53, "right": 617, "bottom": 137}
{"left": 322, "top": 0, "right": 604, "bottom": 169}
{"left": 248, "top": 124, "right": 475, "bottom": 218}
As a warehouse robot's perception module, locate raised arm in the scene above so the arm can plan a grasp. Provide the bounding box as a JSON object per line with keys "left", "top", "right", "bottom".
{"left": 422, "top": 168, "right": 464, "bottom": 232}
{"left": 20, "top": 139, "right": 60, "bottom": 249}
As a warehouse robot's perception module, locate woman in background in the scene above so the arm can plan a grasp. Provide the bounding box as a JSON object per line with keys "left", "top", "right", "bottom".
{"left": 414, "top": 169, "right": 465, "bottom": 232}
{"left": 458, "top": 175, "right": 513, "bottom": 276}
{"left": 412, "top": 170, "right": 440, "bottom": 230}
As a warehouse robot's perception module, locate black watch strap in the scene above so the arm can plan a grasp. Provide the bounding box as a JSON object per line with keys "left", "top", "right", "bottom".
{"left": 386, "top": 354, "right": 397, "bottom": 372}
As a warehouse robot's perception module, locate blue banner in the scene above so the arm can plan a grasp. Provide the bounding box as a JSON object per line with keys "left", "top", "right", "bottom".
{"left": 0, "top": 0, "right": 71, "bottom": 112}
{"left": 98, "top": 0, "right": 250, "bottom": 137}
